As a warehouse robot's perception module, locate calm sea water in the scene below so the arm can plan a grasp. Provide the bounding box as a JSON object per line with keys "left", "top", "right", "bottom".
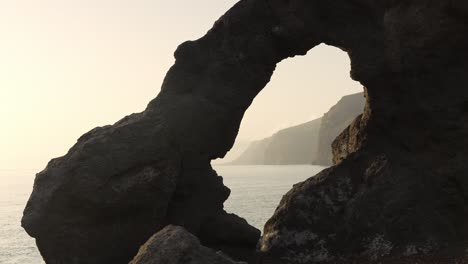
{"left": 0, "top": 174, "right": 43, "bottom": 264}
{"left": 217, "top": 165, "right": 325, "bottom": 229}
{"left": 0, "top": 165, "right": 325, "bottom": 263}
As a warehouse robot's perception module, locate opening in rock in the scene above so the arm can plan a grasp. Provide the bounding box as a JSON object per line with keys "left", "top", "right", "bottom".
{"left": 23, "top": 1, "right": 468, "bottom": 262}
{"left": 212, "top": 44, "right": 364, "bottom": 230}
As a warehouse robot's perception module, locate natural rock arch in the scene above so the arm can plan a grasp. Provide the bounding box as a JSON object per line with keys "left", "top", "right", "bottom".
{"left": 23, "top": 0, "right": 468, "bottom": 263}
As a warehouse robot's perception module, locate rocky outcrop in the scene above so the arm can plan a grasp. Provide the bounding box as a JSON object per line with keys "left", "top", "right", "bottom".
{"left": 258, "top": 1, "right": 468, "bottom": 262}
{"left": 22, "top": 89, "right": 260, "bottom": 262}
{"left": 231, "top": 118, "right": 322, "bottom": 165}
{"left": 314, "top": 92, "right": 365, "bottom": 166}
{"left": 130, "top": 225, "right": 243, "bottom": 264}
{"left": 23, "top": 0, "right": 468, "bottom": 263}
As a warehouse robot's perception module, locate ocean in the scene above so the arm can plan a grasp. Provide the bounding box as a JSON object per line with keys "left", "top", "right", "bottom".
{"left": 0, "top": 173, "right": 43, "bottom": 264}
{"left": 218, "top": 165, "right": 325, "bottom": 229}
{"left": 0, "top": 165, "right": 325, "bottom": 263}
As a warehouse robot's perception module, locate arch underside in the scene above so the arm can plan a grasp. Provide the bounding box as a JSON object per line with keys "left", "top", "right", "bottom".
{"left": 22, "top": 0, "right": 468, "bottom": 263}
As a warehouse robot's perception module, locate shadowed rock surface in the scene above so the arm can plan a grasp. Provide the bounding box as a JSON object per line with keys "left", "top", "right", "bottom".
{"left": 231, "top": 118, "right": 322, "bottom": 165}
{"left": 22, "top": 0, "right": 468, "bottom": 263}
{"left": 130, "top": 225, "right": 243, "bottom": 264}
{"left": 314, "top": 92, "right": 365, "bottom": 166}
{"left": 259, "top": 1, "right": 468, "bottom": 262}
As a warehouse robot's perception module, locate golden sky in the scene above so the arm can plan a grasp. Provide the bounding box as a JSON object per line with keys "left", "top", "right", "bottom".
{"left": 0, "top": 0, "right": 361, "bottom": 177}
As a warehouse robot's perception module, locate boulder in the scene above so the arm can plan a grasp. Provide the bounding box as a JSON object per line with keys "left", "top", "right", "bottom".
{"left": 22, "top": 109, "right": 259, "bottom": 263}
{"left": 130, "top": 225, "right": 243, "bottom": 264}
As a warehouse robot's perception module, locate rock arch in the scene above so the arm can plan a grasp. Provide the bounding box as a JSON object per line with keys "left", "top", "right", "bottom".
{"left": 23, "top": 0, "right": 468, "bottom": 263}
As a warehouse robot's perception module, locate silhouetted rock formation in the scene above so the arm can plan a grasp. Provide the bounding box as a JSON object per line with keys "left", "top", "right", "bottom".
{"left": 130, "top": 225, "right": 242, "bottom": 264}
{"left": 231, "top": 118, "right": 322, "bottom": 165}
{"left": 314, "top": 92, "right": 365, "bottom": 165}
{"left": 258, "top": 1, "right": 468, "bottom": 263}
{"left": 22, "top": 116, "right": 259, "bottom": 263}
{"left": 23, "top": 0, "right": 468, "bottom": 263}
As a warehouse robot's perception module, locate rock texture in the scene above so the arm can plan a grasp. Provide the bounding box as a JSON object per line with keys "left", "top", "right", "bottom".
{"left": 314, "top": 92, "right": 365, "bottom": 166}
{"left": 130, "top": 225, "right": 243, "bottom": 264}
{"left": 231, "top": 118, "right": 322, "bottom": 165}
{"left": 23, "top": 0, "right": 468, "bottom": 263}
{"left": 22, "top": 16, "right": 264, "bottom": 259}
{"left": 259, "top": 1, "right": 468, "bottom": 263}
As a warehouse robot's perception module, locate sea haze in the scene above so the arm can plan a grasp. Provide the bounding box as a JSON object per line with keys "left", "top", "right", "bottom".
{"left": 0, "top": 165, "right": 325, "bottom": 263}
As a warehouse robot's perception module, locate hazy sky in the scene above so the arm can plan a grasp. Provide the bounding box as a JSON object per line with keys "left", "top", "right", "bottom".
{"left": 0, "top": 0, "right": 361, "bottom": 178}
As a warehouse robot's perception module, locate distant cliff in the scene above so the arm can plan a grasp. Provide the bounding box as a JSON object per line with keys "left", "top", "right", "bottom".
{"left": 229, "top": 137, "right": 273, "bottom": 165}
{"left": 314, "top": 92, "right": 365, "bottom": 165}
{"left": 231, "top": 92, "right": 365, "bottom": 166}
{"left": 230, "top": 118, "right": 322, "bottom": 165}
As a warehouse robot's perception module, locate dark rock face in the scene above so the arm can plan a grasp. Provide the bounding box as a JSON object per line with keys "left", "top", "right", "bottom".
{"left": 23, "top": 0, "right": 468, "bottom": 263}
{"left": 231, "top": 118, "right": 322, "bottom": 165}
{"left": 199, "top": 213, "right": 260, "bottom": 262}
{"left": 259, "top": 1, "right": 468, "bottom": 262}
{"left": 22, "top": 101, "right": 260, "bottom": 261}
{"left": 129, "top": 225, "right": 243, "bottom": 264}
{"left": 314, "top": 92, "right": 365, "bottom": 166}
